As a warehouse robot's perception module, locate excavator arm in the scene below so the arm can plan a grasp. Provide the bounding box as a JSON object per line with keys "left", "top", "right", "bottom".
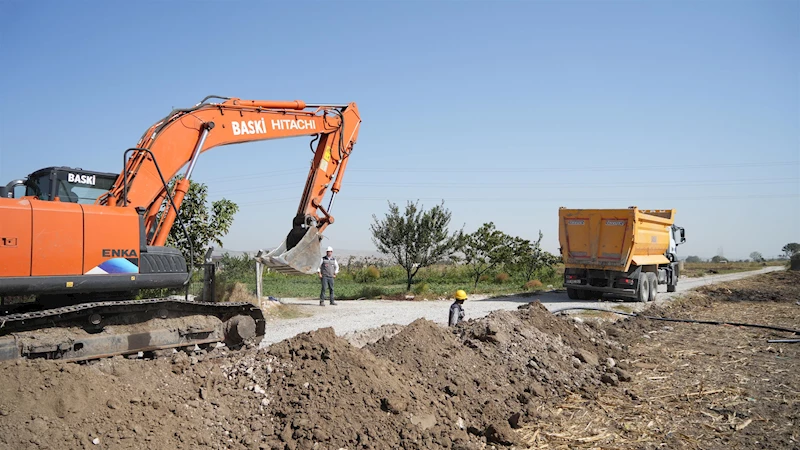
{"left": 100, "top": 96, "right": 360, "bottom": 272}
{"left": 0, "top": 95, "right": 362, "bottom": 361}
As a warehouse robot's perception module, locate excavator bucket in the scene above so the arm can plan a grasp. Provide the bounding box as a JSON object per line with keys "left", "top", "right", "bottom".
{"left": 257, "top": 227, "right": 323, "bottom": 275}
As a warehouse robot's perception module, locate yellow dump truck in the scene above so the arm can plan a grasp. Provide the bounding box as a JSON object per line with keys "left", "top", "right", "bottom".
{"left": 558, "top": 207, "right": 686, "bottom": 302}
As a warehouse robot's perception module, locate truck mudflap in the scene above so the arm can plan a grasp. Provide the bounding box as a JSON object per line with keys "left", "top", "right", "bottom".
{"left": 257, "top": 226, "right": 323, "bottom": 275}
{"left": 0, "top": 298, "right": 266, "bottom": 362}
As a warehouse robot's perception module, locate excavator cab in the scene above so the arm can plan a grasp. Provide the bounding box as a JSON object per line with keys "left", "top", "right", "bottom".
{"left": 2, "top": 167, "right": 118, "bottom": 204}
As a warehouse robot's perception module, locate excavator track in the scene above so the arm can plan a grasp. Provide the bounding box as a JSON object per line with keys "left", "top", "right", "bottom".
{"left": 0, "top": 298, "right": 266, "bottom": 362}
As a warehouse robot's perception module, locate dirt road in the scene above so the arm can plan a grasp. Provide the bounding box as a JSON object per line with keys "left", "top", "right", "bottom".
{"left": 260, "top": 266, "right": 785, "bottom": 348}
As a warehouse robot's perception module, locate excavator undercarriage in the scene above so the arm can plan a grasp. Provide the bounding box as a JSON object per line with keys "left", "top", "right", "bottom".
{"left": 0, "top": 298, "right": 266, "bottom": 362}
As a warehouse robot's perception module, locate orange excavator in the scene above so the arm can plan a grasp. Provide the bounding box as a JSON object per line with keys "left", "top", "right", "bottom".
{"left": 0, "top": 95, "right": 361, "bottom": 361}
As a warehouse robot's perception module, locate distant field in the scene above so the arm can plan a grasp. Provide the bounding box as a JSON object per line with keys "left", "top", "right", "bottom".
{"left": 682, "top": 260, "right": 784, "bottom": 278}
{"left": 167, "top": 260, "right": 785, "bottom": 302}
{"left": 188, "top": 263, "right": 566, "bottom": 301}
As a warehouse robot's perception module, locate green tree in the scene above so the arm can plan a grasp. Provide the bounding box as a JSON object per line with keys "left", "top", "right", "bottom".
{"left": 749, "top": 251, "right": 764, "bottom": 262}
{"left": 217, "top": 253, "right": 256, "bottom": 281}
{"left": 782, "top": 243, "right": 800, "bottom": 258}
{"left": 685, "top": 255, "right": 702, "bottom": 263}
{"left": 370, "top": 200, "right": 460, "bottom": 291}
{"left": 511, "top": 230, "right": 561, "bottom": 282}
{"left": 711, "top": 255, "right": 728, "bottom": 263}
{"left": 459, "top": 222, "right": 515, "bottom": 288}
{"left": 163, "top": 176, "right": 239, "bottom": 267}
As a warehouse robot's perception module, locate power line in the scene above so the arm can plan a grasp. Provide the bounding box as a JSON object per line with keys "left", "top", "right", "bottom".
{"left": 227, "top": 192, "right": 800, "bottom": 207}
{"left": 206, "top": 178, "right": 797, "bottom": 198}
{"left": 201, "top": 168, "right": 306, "bottom": 183}
{"left": 195, "top": 160, "right": 798, "bottom": 183}
{"left": 348, "top": 161, "right": 799, "bottom": 173}
{"left": 341, "top": 178, "right": 798, "bottom": 189}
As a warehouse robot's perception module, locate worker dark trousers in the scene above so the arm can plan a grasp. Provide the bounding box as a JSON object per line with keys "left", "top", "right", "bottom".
{"left": 320, "top": 277, "right": 335, "bottom": 303}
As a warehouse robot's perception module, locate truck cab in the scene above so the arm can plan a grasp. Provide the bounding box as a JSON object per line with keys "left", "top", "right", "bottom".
{"left": 1, "top": 167, "right": 118, "bottom": 204}
{"left": 668, "top": 225, "right": 686, "bottom": 261}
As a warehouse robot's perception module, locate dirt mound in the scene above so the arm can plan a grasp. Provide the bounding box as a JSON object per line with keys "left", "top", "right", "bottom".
{"left": 218, "top": 326, "right": 473, "bottom": 449}
{"left": 342, "top": 323, "right": 404, "bottom": 348}
{"left": 696, "top": 270, "right": 799, "bottom": 303}
{"left": 0, "top": 350, "right": 232, "bottom": 449}
{"left": 0, "top": 301, "right": 625, "bottom": 449}
{"left": 366, "top": 302, "right": 627, "bottom": 442}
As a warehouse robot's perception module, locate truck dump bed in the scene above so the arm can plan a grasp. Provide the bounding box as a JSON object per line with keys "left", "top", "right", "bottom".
{"left": 558, "top": 207, "right": 675, "bottom": 272}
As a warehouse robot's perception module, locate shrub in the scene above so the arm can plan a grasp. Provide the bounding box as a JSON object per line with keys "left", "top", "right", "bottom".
{"left": 413, "top": 282, "right": 430, "bottom": 295}
{"left": 495, "top": 272, "right": 510, "bottom": 283}
{"left": 479, "top": 274, "right": 490, "bottom": 282}
{"left": 216, "top": 281, "right": 257, "bottom": 304}
{"left": 358, "top": 286, "right": 384, "bottom": 299}
{"left": 366, "top": 266, "right": 381, "bottom": 280}
{"left": 535, "top": 266, "right": 559, "bottom": 284}
{"left": 525, "top": 279, "right": 543, "bottom": 290}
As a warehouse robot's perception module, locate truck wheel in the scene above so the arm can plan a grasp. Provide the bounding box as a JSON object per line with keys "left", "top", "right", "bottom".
{"left": 567, "top": 288, "right": 579, "bottom": 300}
{"left": 636, "top": 276, "right": 649, "bottom": 303}
{"left": 647, "top": 273, "right": 658, "bottom": 302}
{"left": 577, "top": 289, "right": 590, "bottom": 300}
{"left": 667, "top": 284, "right": 676, "bottom": 293}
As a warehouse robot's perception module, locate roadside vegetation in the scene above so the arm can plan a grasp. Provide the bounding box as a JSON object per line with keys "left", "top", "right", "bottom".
{"left": 194, "top": 253, "right": 564, "bottom": 301}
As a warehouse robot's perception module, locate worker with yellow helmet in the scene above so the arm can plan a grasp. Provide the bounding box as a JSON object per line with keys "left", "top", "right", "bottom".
{"left": 449, "top": 289, "right": 468, "bottom": 327}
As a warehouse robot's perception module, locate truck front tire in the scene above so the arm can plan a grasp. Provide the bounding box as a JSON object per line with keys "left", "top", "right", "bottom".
{"left": 667, "top": 284, "right": 676, "bottom": 293}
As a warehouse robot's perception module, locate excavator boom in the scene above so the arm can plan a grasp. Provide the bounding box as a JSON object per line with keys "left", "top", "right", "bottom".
{"left": 106, "top": 97, "right": 360, "bottom": 271}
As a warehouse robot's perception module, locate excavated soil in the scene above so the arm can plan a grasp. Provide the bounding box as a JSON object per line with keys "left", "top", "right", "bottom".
{"left": 517, "top": 270, "right": 799, "bottom": 449}
{"left": 365, "top": 303, "right": 628, "bottom": 443}
{"left": 0, "top": 302, "right": 624, "bottom": 450}
{"left": 694, "top": 269, "right": 800, "bottom": 303}
{"left": 2, "top": 271, "right": 795, "bottom": 450}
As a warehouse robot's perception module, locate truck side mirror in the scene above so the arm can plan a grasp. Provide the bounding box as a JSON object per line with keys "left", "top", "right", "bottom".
{"left": 679, "top": 228, "right": 686, "bottom": 244}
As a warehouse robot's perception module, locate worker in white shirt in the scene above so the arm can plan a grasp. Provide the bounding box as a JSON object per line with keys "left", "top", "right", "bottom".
{"left": 318, "top": 246, "right": 339, "bottom": 306}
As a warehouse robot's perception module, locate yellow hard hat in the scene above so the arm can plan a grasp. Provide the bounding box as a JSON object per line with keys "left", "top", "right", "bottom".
{"left": 454, "top": 289, "right": 468, "bottom": 300}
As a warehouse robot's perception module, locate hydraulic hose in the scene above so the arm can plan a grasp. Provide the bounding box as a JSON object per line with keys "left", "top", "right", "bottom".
{"left": 123, "top": 148, "right": 195, "bottom": 291}
{"left": 551, "top": 306, "right": 800, "bottom": 336}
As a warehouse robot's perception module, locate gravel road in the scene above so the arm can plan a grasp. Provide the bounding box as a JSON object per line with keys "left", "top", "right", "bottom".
{"left": 258, "top": 266, "right": 785, "bottom": 348}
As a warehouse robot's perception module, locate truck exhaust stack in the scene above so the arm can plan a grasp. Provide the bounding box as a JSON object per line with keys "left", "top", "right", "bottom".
{"left": 257, "top": 227, "right": 323, "bottom": 275}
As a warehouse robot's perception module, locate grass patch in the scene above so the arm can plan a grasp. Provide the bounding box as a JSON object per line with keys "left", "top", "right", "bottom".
{"left": 612, "top": 304, "right": 635, "bottom": 314}
{"left": 181, "top": 262, "right": 565, "bottom": 301}
{"left": 263, "top": 304, "right": 310, "bottom": 320}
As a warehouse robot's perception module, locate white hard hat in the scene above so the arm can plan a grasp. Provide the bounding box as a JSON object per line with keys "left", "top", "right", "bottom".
{"left": 326, "top": 246, "right": 333, "bottom": 252}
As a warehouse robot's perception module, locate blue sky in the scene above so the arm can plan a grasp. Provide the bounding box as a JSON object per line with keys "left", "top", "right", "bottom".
{"left": 1, "top": 0, "right": 798, "bottom": 260}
